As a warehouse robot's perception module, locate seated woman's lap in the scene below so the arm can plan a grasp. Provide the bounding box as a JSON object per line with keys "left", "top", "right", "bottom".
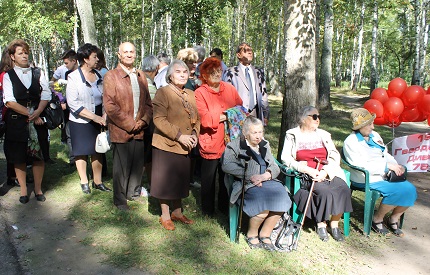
{"left": 243, "top": 180, "right": 291, "bottom": 217}
{"left": 361, "top": 180, "right": 417, "bottom": 207}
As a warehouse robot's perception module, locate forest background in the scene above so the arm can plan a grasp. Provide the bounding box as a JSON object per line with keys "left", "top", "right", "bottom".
{"left": 0, "top": 0, "right": 429, "bottom": 149}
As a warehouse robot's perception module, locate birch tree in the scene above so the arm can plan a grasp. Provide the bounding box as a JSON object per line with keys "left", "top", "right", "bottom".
{"left": 318, "top": 0, "right": 333, "bottom": 110}
{"left": 75, "top": 0, "right": 98, "bottom": 45}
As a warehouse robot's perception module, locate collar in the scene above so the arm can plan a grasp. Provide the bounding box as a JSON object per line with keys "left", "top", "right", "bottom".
{"left": 119, "top": 63, "right": 140, "bottom": 79}
{"left": 78, "top": 67, "right": 102, "bottom": 87}
{"left": 238, "top": 63, "right": 251, "bottom": 73}
{"left": 14, "top": 66, "right": 32, "bottom": 74}
{"left": 355, "top": 131, "right": 374, "bottom": 142}
{"left": 239, "top": 136, "right": 268, "bottom": 162}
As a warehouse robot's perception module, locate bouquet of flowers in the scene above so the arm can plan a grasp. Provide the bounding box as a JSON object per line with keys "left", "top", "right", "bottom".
{"left": 52, "top": 79, "right": 68, "bottom": 103}
{"left": 28, "top": 121, "right": 43, "bottom": 161}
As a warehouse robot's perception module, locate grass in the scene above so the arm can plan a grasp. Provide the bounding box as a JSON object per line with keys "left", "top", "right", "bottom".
{"left": 40, "top": 87, "right": 399, "bottom": 274}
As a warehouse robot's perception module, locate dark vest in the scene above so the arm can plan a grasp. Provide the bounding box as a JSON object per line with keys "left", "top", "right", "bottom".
{"left": 7, "top": 68, "right": 41, "bottom": 107}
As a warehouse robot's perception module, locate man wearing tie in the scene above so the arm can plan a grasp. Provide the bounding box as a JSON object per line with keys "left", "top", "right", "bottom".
{"left": 223, "top": 43, "right": 269, "bottom": 125}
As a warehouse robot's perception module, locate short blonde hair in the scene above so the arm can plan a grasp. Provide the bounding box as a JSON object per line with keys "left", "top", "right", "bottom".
{"left": 177, "top": 48, "right": 198, "bottom": 63}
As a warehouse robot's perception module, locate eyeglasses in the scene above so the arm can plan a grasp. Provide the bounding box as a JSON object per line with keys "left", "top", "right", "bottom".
{"left": 242, "top": 47, "right": 253, "bottom": 53}
{"left": 308, "top": 114, "right": 321, "bottom": 120}
{"left": 210, "top": 69, "right": 222, "bottom": 76}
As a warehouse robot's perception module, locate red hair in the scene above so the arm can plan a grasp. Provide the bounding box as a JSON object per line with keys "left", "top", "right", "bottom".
{"left": 199, "top": 57, "right": 222, "bottom": 84}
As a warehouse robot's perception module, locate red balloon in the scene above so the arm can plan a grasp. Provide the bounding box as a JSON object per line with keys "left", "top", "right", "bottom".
{"left": 383, "top": 97, "right": 404, "bottom": 120}
{"left": 370, "top": 88, "right": 389, "bottom": 104}
{"left": 427, "top": 86, "right": 430, "bottom": 94}
{"left": 402, "top": 85, "right": 426, "bottom": 107}
{"left": 374, "top": 116, "right": 387, "bottom": 125}
{"left": 363, "top": 99, "right": 384, "bottom": 117}
{"left": 400, "top": 107, "right": 420, "bottom": 122}
{"left": 387, "top": 78, "right": 407, "bottom": 98}
{"left": 413, "top": 109, "right": 427, "bottom": 122}
{"left": 418, "top": 94, "right": 430, "bottom": 114}
{"left": 428, "top": 116, "right": 430, "bottom": 126}
{"left": 385, "top": 115, "right": 402, "bottom": 128}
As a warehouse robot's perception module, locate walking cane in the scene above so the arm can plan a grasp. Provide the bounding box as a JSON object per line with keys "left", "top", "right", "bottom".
{"left": 292, "top": 157, "right": 328, "bottom": 250}
{"left": 236, "top": 153, "right": 251, "bottom": 243}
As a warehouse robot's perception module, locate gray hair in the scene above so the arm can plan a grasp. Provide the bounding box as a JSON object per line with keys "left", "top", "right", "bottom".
{"left": 141, "top": 55, "right": 159, "bottom": 72}
{"left": 298, "top": 106, "right": 318, "bottom": 126}
{"left": 242, "top": 116, "right": 264, "bottom": 137}
{"left": 193, "top": 45, "right": 206, "bottom": 62}
{"left": 156, "top": 52, "right": 171, "bottom": 65}
{"left": 165, "top": 59, "right": 190, "bottom": 83}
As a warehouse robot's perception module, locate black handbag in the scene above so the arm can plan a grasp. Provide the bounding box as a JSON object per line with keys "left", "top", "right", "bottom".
{"left": 42, "top": 92, "right": 64, "bottom": 130}
{"left": 297, "top": 172, "right": 313, "bottom": 190}
{"left": 385, "top": 168, "right": 407, "bottom": 182}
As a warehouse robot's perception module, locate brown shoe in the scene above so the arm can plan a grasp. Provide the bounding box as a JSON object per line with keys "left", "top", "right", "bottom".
{"left": 159, "top": 217, "right": 175, "bottom": 230}
{"left": 171, "top": 213, "right": 194, "bottom": 224}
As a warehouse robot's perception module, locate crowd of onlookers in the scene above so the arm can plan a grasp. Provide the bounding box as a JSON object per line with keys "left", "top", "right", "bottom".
{"left": 0, "top": 39, "right": 417, "bottom": 251}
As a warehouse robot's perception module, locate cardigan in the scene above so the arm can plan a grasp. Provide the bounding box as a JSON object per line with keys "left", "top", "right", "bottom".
{"left": 222, "top": 137, "right": 280, "bottom": 204}
{"left": 281, "top": 126, "right": 346, "bottom": 182}
{"left": 151, "top": 85, "right": 200, "bottom": 155}
{"left": 343, "top": 131, "right": 397, "bottom": 183}
{"left": 195, "top": 81, "right": 242, "bottom": 159}
{"left": 66, "top": 67, "right": 103, "bottom": 124}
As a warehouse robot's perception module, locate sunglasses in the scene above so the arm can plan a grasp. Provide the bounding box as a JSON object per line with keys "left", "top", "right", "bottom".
{"left": 308, "top": 114, "right": 321, "bottom": 120}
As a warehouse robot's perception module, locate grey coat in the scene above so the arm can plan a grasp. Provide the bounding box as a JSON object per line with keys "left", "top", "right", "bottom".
{"left": 222, "top": 137, "right": 281, "bottom": 204}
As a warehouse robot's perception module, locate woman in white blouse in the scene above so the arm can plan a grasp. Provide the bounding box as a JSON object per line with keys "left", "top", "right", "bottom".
{"left": 66, "top": 43, "right": 111, "bottom": 194}
{"left": 3, "top": 39, "right": 51, "bottom": 204}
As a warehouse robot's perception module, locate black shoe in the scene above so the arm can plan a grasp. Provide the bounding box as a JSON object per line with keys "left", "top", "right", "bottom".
{"left": 91, "top": 182, "right": 111, "bottom": 192}
{"left": 245, "top": 236, "right": 262, "bottom": 249}
{"left": 116, "top": 204, "right": 130, "bottom": 211}
{"left": 7, "top": 178, "right": 20, "bottom": 187}
{"left": 19, "top": 196, "right": 29, "bottom": 204}
{"left": 317, "top": 227, "right": 329, "bottom": 242}
{"left": 259, "top": 237, "right": 276, "bottom": 252}
{"left": 330, "top": 227, "right": 344, "bottom": 242}
{"left": 384, "top": 217, "right": 404, "bottom": 237}
{"left": 371, "top": 221, "right": 390, "bottom": 235}
{"left": 81, "top": 183, "right": 91, "bottom": 194}
{"left": 34, "top": 192, "right": 46, "bottom": 202}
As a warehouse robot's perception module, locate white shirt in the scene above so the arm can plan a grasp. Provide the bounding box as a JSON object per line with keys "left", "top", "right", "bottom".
{"left": 3, "top": 66, "right": 51, "bottom": 104}
{"left": 238, "top": 63, "right": 257, "bottom": 106}
{"left": 120, "top": 64, "right": 140, "bottom": 119}
{"left": 52, "top": 64, "right": 68, "bottom": 80}
{"left": 154, "top": 66, "right": 168, "bottom": 89}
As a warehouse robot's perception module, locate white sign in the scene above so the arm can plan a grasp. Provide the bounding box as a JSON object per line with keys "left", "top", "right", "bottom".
{"left": 392, "top": 133, "right": 430, "bottom": 172}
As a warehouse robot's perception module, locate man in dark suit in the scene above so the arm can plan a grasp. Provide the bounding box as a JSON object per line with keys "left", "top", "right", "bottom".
{"left": 223, "top": 43, "right": 269, "bottom": 125}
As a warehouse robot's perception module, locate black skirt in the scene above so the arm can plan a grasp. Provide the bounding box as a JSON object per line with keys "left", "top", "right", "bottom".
{"left": 293, "top": 176, "right": 353, "bottom": 223}
{"left": 69, "top": 105, "right": 102, "bottom": 156}
{"left": 150, "top": 147, "right": 190, "bottom": 200}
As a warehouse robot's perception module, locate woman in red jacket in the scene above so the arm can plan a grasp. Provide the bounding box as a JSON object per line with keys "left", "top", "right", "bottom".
{"left": 195, "top": 57, "right": 243, "bottom": 216}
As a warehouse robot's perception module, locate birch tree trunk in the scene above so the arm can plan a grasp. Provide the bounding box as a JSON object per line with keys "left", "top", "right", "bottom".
{"left": 229, "top": 6, "right": 238, "bottom": 66}
{"left": 350, "top": 1, "right": 365, "bottom": 91}
{"left": 370, "top": 1, "right": 379, "bottom": 92}
{"left": 75, "top": 0, "right": 97, "bottom": 45}
{"left": 141, "top": 0, "right": 145, "bottom": 61}
{"left": 412, "top": 0, "right": 422, "bottom": 85}
{"left": 335, "top": 18, "right": 345, "bottom": 87}
{"left": 166, "top": 12, "right": 173, "bottom": 58}
{"left": 318, "top": 0, "right": 333, "bottom": 110}
{"left": 73, "top": 0, "right": 79, "bottom": 50}
{"left": 278, "top": 0, "right": 317, "bottom": 158}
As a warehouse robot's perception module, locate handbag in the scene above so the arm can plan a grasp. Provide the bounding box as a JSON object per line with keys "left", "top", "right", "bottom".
{"left": 297, "top": 172, "right": 313, "bottom": 190}
{"left": 95, "top": 128, "right": 111, "bottom": 153}
{"left": 42, "top": 92, "right": 64, "bottom": 130}
{"left": 385, "top": 167, "right": 407, "bottom": 182}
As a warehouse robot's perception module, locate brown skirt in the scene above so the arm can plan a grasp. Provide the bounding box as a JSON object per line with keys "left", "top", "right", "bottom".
{"left": 150, "top": 147, "right": 191, "bottom": 200}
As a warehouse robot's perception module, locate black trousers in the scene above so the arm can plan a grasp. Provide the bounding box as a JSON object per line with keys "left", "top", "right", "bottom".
{"left": 112, "top": 140, "right": 145, "bottom": 206}
{"left": 200, "top": 158, "right": 229, "bottom": 215}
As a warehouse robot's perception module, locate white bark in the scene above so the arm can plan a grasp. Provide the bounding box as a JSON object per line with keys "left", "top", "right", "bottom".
{"left": 75, "top": 0, "right": 98, "bottom": 45}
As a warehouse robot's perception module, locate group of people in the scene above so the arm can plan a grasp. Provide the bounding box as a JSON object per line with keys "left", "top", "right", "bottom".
{"left": 1, "top": 39, "right": 417, "bottom": 251}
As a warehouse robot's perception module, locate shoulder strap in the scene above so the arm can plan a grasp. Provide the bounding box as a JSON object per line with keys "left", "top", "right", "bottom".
{"left": 32, "top": 67, "right": 42, "bottom": 93}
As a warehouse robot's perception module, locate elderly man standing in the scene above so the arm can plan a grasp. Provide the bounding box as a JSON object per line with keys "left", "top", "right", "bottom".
{"left": 103, "top": 42, "right": 153, "bottom": 211}
{"left": 223, "top": 42, "right": 269, "bottom": 125}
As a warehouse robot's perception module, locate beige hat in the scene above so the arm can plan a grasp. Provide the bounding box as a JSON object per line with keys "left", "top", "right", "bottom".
{"left": 351, "top": 108, "right": 376, "bottom": 130}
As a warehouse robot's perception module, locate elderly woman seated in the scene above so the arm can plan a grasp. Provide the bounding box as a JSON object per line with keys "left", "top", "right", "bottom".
{"left": 343, "top": 108, "right": 417, "bottom": 237}
{"left": 281, "top": 106, "right": 352, "bottom": 242}
{"left": 222, "top": 116, "right": 292, "bottom": 251}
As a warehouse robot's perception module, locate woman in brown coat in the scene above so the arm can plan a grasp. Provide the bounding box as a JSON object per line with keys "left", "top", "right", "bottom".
{"left": 151, "top": 59, "right": 200, "bottom": 230}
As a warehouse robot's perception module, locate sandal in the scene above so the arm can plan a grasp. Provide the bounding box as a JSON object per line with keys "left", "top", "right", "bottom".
{"left": 245, "top": 236, "right": 262, "bottom": 249}
{"left": 371, "top": 221, "right": 390, "bottom": 235}
{"left": 384, "top": 218, "right": 404, "bottom": 237}
{"left": 259, "top": 237, "right": 276, "bottom": 252}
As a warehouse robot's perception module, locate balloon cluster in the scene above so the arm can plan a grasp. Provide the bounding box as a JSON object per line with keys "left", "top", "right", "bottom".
{"left": 364, "top": 78, "right": 430, "bottom": 127}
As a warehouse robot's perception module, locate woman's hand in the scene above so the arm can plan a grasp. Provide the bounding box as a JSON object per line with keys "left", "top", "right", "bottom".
{"left": 28, "top": 108, "right": 42, "bottom": 122}
{"left": 92, "top": 115, "right": 106, "bottom": 126}
{"left": 220, "top": 114, "right": 227, "bottom": 123}
{"left": 387, "top": 163, "right": 405, "bottom": 176}
{"left": 312, "top": 170, "right": 328, "bottom": 182}
{"left": 178, "top": 135, "right": 198, "bottom": 150}
{"left": 250, "top": 172, "right": 271, "bottom": 187}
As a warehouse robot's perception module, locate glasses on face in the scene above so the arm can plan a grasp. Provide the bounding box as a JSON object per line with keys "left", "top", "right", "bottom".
{"left": 308, "top": 114, "right": 321, "bottom": 120}
{"left": 210, "top": 69, "right": 222, "bottom": 76}
{"left": 242, "top": 47, "right": 253, "bottom": 53}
